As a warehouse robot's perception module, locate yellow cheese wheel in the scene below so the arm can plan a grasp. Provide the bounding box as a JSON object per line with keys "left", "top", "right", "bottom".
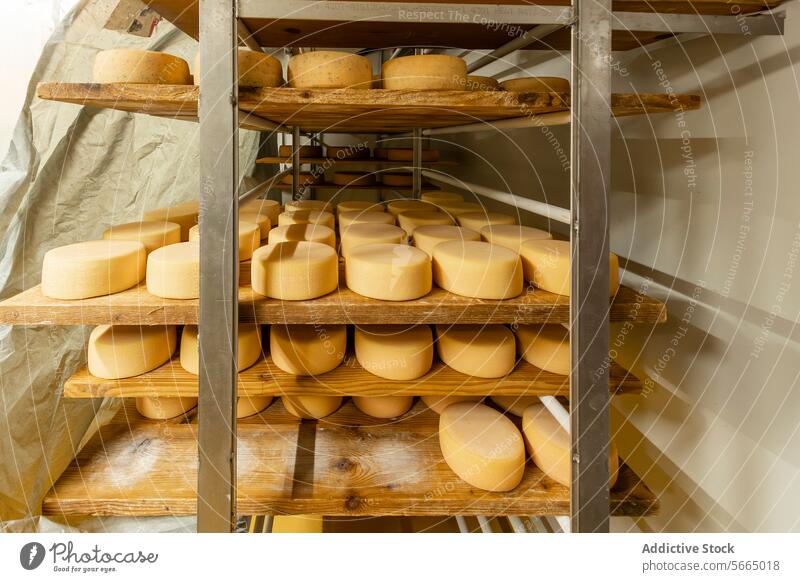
{"left": 490, "top": 396, "right": 541, "bottom": 418}
{"left": 326, "top": 145, "right": 370, "bottom": 159}
{"left": 179, "top": 324, "right": 263, "bottom": 374}
{"left": 88, "top": 324, "right": 176, "bottom": 379}
{"left": 383, "top": 55, "right": 466, "bottom": 90}
{"left": 456, "top": 211, "right": 516, "bottom": 232}
{"left": 143, "top": 201, "right": 199, "bottom": 241}
{"left": 421, "top": 191, "right": 464, "bottom": 205}
{"left": 279, "top": 145, "right": 323, "bottom": 158}
{"left": 412, "top": 225, "right": 481, "bottom": 257}
{"left": 102, "top": 221, "right": 181, "bottom": 255}
{"left": 188, "top": 220, "right": 260, "bottom": 261}
{"left": 381, "top": 173, "right": 413, "bottom": 187}
{"left": 397, "top": 210, "right": 453, "bottom": 236}
{"left": 282, "top": 395, "right": 343, "bottom": 419}
{"left": 146, "top": 241, "right": 200, "bottom": 299}
{"left": 515, "top": 324, "right": 570, "bottom": 375}
{"left": 284, "top": 199, "right": 332, "bottom": 213}
{"left": 237, "top": 396, "right": 274, "bottom": 419}
{"left": 340, "top": 223, "right": 405, "bottom": 256}
{"left": 338, "top": 210, "right": 396, "bottom": 231}
{"left": 93, "top": 49, "right": 191, "bottom": 84}
{"left": 136, "top": 396, "right": 197, "bottom": 420}
{"left": 519, "top": 239, "right": 620, "bottom": 297}
{"left": 354, "top": 324, "right": 433, "bottom": 380}
{"left": 251, "top": 241, "right": 338, "bottom": 300}
{"left": 336, "top": 200, "right": 384, "bottom": 215}
{"left": 439, "top": 402, "right": 526, "bottom": 492}
{"left": 271, "top": 515, "right": 323, "bottom": 533}
{"left": 278, "top": 209, "right": 335, "bottom": 230}
{"left": 332, "top": 171, "right": 377, "bottom": 187}
{"left": 435, "top": 324, "right": 515, "bottom": 378}
{"left": 480, "top": 224, "right": 552, "bottom": 254}
{"left": 421, "top": 395, "right": 482, "bottom": 414}
{"left": 522, "top": 402, "right": 619, "bottom": 488}
{"left": 281, "top": 172, "right": 321, "bottom": 187}
{"left": 270, "top": 324, "right": 347, "bottom": 376}
{"left": 439, "top": 201, "right": 483, "bottom": 217}
{"left": 345, "top": 243, "right": 432, "bottom": 301}
{"left": 432, "top": 241, "right": 523, "bottom": 300}
{"left": 42, "top": 240, "right": 146, "bottom": 300}
{"left": 194, "top": 48, "right": 282, "bottom": 88}
{"left": 268, "top": 224, "right": 336, "bottom": 248}
{"left": 238, "top": 212, "right": 272, "bottom": 239}
{"left": 500, "top": 76, "right": 570, "bottom": 93}
{"left": 385, "top": 200, "right": 435, "bottom": 217}
{"left": 385, "top": 148, "right": 439, "bottom": 162}
{"left": 465, "top": 75, "right": 500, "bottom": 91}
{"left": 353, "top": 396, "right": 415, "bottom": 419}
{"left": 240, "top": 198, "right": 281, "bottom": 225}
{"left": 287, "top": 51, "right": 372, "bottom": 89}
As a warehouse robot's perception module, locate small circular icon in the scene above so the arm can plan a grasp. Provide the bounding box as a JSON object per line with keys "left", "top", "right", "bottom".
{"left": 19, "top": 542, "right": 46, "bottom": 570}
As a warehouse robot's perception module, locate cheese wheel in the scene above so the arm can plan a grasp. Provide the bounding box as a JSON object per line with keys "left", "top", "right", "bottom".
{"left": 284, "top": 199, "right": 331, "bottom": 213}
{"left": 239, "top": 212, "right": 271, "bottom": 239}
{"left": 480, "top": 224, "right": 552, "bottom": 254}
{"left": 422, "top": 395, "right": 482, "bottom": 414}
{"left": 433, "top": 241, "right": 523, "bottom": 300}
{"left": 333, "top": 171, "right": 376, "bottom": 186}
{"left": 326, "top": 145, "right": 369, "bottom": 159}
{"left": 336, "top": 200, "right": 384, "bottom": 215}
{"left": 136, "top": 396, "right": 197, "bottom": 420}
{"left": 281, "top": 172, "right": 321, "bottom": 187}
{"left": 439, "top": 403, "right": 525, "bottom": 492}
{"left": 338, "top": 210, "right": 396, "bottom": 232}
{"left": 439, "top": 201, "right": 483, "bottom": 217}
{"left": 412, "top": 225, "right": 481, "bottom": 257}
{"left": 271, "top": 515, "right": 323, "bottom": 533}
{"left": 340, "top": 223, "right": 405, "bottom": 256}
{"left": 240, "top": 198, "right": 281, "bottom": 225}
{"left": 383, "top": 55, "right": 466, "bottom": 90}
{"left": 188, "top": 220, "right": 260, "bottom": 261}
{"left": 381, "top": 173, "right": 413, "bottom": 187}
{"left": 353, "top": 396, "right": 414, "bottom": 419}
{"left": 287, "top": 51, "right": 372, "bottom": 89}
{"left": 465, "top": 75, "right": 500, "bottom": 91}
{"left": 93, "top": 49, "right": 191, "bottom": 84}
{"left": 456, "top": 212, "right": 516, "bottom": 232}
{"left": 270, "top": 324, "right": 347, "bottom": 376}
{"left": 42, "top": 240, "right": 146, "bottom": 300}
{"left": 515, "top": 324, "right": 570, "bottom": 375}
{"left": 279, "top": 145, "right": 323, "bottom": 158}
{"left": 179, "top": 324, "right": 263, "bottom": 374}
{"left": 237, "top": 396, "right": 273, "bottom": 419}
{"left": 522, "top": 403, "right": 619, "bottom": 488}
{"left": 345, "top": 243, "right": 432, "bottom": 301}
{"left": 143, "top": 202, "right": 199, "bottom": 241}
{"left": 386, "top": 200, "right": 435, "bottom": 217}
{"left": 102, "top": 221, "right": 181, "bottom": 255}
{"left": 282, "top": 395, "right": 343, "bottom": 419}
{"left": 278, "top": 209, "right": 335, "bottom": 230}
{"left": 421, "top": 191, "right": 463, "bottom": 205}
{"left": 251, "top": 241, "right": 338, "bottom": 300}
{"left": 385, "top": 148, "right": 439, "bottom": 162}
{"left": 397, "top": 210, "right": 453, "bottom": 236}
{"left": 490, "top": 396, "right": 541, "bottom": 418}
{"left": 500, "top": 76, "right": 570, "bottom": 93}
{"left": 355, "top": 324, "right": 433, "bottom": 380}
{"left": 88, "top": 324, "right": 176, "bottom": 379}
{"left": 268, "top": 224, "right": 336, "bottom": 248}
{"left": 519, "top": 239, "right": 620, "bottom": 297}
{"left": 194, "top": 48, "right": 282, "bottom": 88}
{"left": 435, "top": 324, "right": 515, "bottom": 378}
{"left": 146, "top": 242, "right": 200, "bottom": 299}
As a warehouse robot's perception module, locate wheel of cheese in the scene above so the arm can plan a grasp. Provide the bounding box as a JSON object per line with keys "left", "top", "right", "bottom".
{"left": 382, "top": 55, "right": 466, "bottom": 90}
{"left": 194, "top": 48, "right": 282, "bottom": 88}
{"left": 500, "top": 76, "right": 570, "bottom": 93}
{"left": 354, "top": 324, "right": 433, "bottom": 380}
{"left": 385, "top": 200, "right": 435, "bottom": 217}
{"left": 88, "top": 324, "right": 176, "bottom": 379}
{"left": 327, "top": 145, "right": 370, "bottom": 159}
{"left": 287, "top": 51, "right": 372, "bottom": 89}
{"left": 340, "top": 224, "right": 405, "bottom": 256}
{"left": 338, "top": 210, "right": 396, "bottom": 232}
{"left": 251, "top": 241, "right": 338, "bottom": 300}
{"left": 456, "top": 212, "right": 516, "bottom": 233}
{"left": 271, "top": 324, "right": 347, "bottom": 376}
{"left": 237, "top": 396, "right": 274, "bottom": 419}
{"left": 465, "top": 75, "right": 500, "bottom": 91}
{"left": 385, "top": 148, "right": 439, "bottom": 162}
{"left": 240, "top": 198, "right": 281, "bottom": 225}
{"left": 336, "top": 200, "right": 384, "bottom": 215}
{"left": 136, "top": 396, "right": 197, "bottom": 420}
{"left": 143, "top": 201, "right": 199, "bottom": 241}
{"left": 433, "top": 241, "right": 523, "bottom": 300}
{"left": 179, "top": 324, "right": 263, "bottom": 374}
{"left": 284, "top": 199, "right": 332, "bottom": 213}
{"left": 102, "top": 221, "right": 181, "bottom": 255}
{"left": 238, "top": 212, "right": 272, "bottom": 240}
{"left": 345, "top": 243, "right": 431, "bottom": 301}
{"left": 519, "top": 239, "right": 620, "bottom": 297}
{"left": 268, "top": 224, "right": 336, "bottom": 248}
{"left": 411, "top": 225, "right": 481, "bottom": 257}
{"left": 422, "top": 395, "right": 482, "bottom": 414}
{"left": 272, "top": 515, "right": 324, "bottom": 533}
{"left": 439, "top": 201, "right": 483, "bottom": 218}
{"left": 480, "top": 224, "right": 552, "bottom": 254}
{"left": 93, "top": 49, "right": 191, "bottom": 84}
{"left": 146, "top": 242, "right": 200, "bottom": 299}
{"left": 279, "top": 145, "right": 323, "bottom": 158}
{"left": 515, "top": 324, "right": 571, "bottom": 375}
{"left": 490, "top": 396, "right": 541, "bottom": 418}
{"left": 435, "top": 324, "right": 516, "bottom": 378}
{"left": 439, "top": 402, "right": 526, "bottom": 492}
{"left": 282, "top": 395, "right": 343, "bottom": 419}
{"left": 333, "top": 171, "right": 376, "bottom": 186}
{"left": 188, "top": 220, "right": 260, "bottom": 261}
{"left": 353, "top": 396, "right": 414, "bottom": 419}
{"left": 522, "top": 403, "right": 619, "bottom": 488}
{"left": 278, "top": 209, "right": 335, "bottom": 230}
{"left": 381, "top": 173, "right": 413, "bottom": 187}
{"left": 421, "top": 191, "right": 463, "bottom": 205}
{"left": 281, "top": 172, "right": 321, "bottom": 187}
{"left": 42, "top": 240, "right": 146, "bottom": 300}
{"left": 397, "top": 210, "right": 453, "bottom": 236}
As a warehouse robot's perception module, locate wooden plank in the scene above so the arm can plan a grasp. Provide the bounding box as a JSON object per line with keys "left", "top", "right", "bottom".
{"left": 0, "top": 284, "right": 667, "bottom": 326}
{"left": 42, "top": 400, "right": 658, "bottom": 517}
{"left": 270, "top": 182, "right": 437, "bottom": 192}
{"left": 256, "top": 156, "right": 458, "bottom": 167}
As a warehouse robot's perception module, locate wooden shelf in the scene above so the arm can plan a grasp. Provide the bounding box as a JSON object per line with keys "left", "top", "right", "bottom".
{"left": 42, "top": 400, "right": 658, "bottom": 517}
{"left": 270, "top": 182, "right": 436, "bottom": 192}
{"left": 0, "top": 284, "right": 666, "bottom": 326}
{"left": 256, "top": 156, "right": 458, "bottom": 167}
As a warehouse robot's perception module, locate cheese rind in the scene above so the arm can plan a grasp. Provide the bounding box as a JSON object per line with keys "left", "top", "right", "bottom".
{"left": 179, "top": 324, "right": 263, "bottom": 374}
{"left": 143, "top": 202, "right": 199, "bottom": 241}
{"left": 268, "top": 224, "right": 336, "bottom": 248}
{"left": 353, "top": 396, "right": 415, "bottom": 419}
{"left": 238, "top": 212, "right": 272, "bottom": 239}
{"left": 284, "top": 199, "right": 332, "bottom": 213}
{"left": 456, "top": 211, "right": 516, "bottom": 233}
{"left": 88, "top": 324, "right": 176, "bottom": 379}
{"left": 93, "top": 49, "right": 191, "bottom": 84}
{"left": 237, "top": 396, "right": 274, "bottom": 419}
{"left": 385, "top": 200, "right": 435, "bottom": 217}
{"left": 420, "top": 191, "right": 464, "bottom": 205}
{"left": 279, "top": 145, "right": 323, "bottom": 158}
{"left": 282, "top": 395, "right": 343, "bottom": 419}
{"left": 500, "top": 76, "right": 570, "bottom": 93}
{"left": 381, "top": 173, "right": 413, "bottom": 187}
{"left": 383, "top": 55, "right": 467, "bottom": 90}
{"left": 355, "top": 324, "right": 433, "bottom": 380}
{"left": 278, "top": 209, "right": 335, "bottom": 230}
{"left": 136, "top": 396, "right": 197, "bottom": 420}
{"left": 519, "top": 239, "right": 620, "bottom": 296}
{"left": 336, "top": 200, "right": 384, "bottom": 215}
{"left": 251, "top": 241, "right": 338, "bottom": 300}
{"left": 287, "top": 51, "right": 372, "bottom": 89}
{"left": 421, "top": 395, "right": 482, "bottom": 414}
{"left": 146, "top": 241, "right": 200, "bottom": 299}
{"left": 480, "top": 224, "right": 552, "bottom": 254}
{"left": 490, "top": 395, "right": 540, "bottom": 418}
{"left": 435, "top": 324, "right": 516, "bottom": 378}
{"left": 281, "top": 172, "right": 322, "bottom": 187}
{"left": 438, "top": 201, "right": 483, "bottom": 218}
{"left": 194, "top": 48, "right": 282, "bottom": 87}
{"left": 338, "top": 210, "right": 396, "bottom": 231}
{"left": 188, "top": 220, "right": 260, "bottom": 261}
{"left": 514, "top": 324, "right": 570, "bottom": 375}
{"left": 240, "top": 198, "right": 281, "bottom": 225}
{"left": 333, "top": 171, "right": 377, "bottom": 186}
{"left": 397, "top": 210, "right": 453, "bottom": 236}
{"left": 340, "top": 223, "right": 405, "bottom": 256}
{"left": 102, "top": 221, "right": 181, "bottom": 254}
{"left": 270, "top": 324, "right": 347, "bottom": 376}
{"left": 271, "top": 515, "right": 324, "bottom": 533}
{"left": 345, "top": 243, "right": 432, "bottom": 301}
{"left": 411, "top": 225, "right": 481, "bottom": 257}
{"left": 432, "top": 241, "right": 523, "bottom": 300}
{"left": 465, "top": 75, "right": 500, "bottom": 91}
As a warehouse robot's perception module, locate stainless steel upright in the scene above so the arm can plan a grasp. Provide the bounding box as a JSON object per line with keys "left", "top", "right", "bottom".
{"left": 292, "top": 126, "right": 301, "bottom": 200}
{"left": 412, "top": 128, "right": 422, "bottom": 198}
{"left": 198, "top": 0, "right": 239, "bottom": 533}
{"left": 569, "top": 0, "right": 612, "bottom": 533}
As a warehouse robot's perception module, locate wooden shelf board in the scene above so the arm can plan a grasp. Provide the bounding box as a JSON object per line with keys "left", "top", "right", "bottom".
{"left": 256, "top": 156, "right": 458, "bottom": 167}
{"left": 270, "top": 182, "right": 436, "bottom": 192}
{"left": 42, "top": 400, "right": 658, "bottom": 517}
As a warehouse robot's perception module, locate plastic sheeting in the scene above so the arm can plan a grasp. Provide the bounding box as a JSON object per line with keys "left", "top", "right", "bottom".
{"left": 0, "top": 0, "right": 260, "bottom": 530}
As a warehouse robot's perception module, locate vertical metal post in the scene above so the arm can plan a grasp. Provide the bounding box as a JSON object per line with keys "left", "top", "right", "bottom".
{"left": 198, "top": 0, "right": 239, "bottom": 532}
{"left": 412, "top": 128, "right": 422, "bottom": 198}
{"left": 570, "top": 0, "right": 612, "bottom": 533}
{"left": 292, "top": 126, "right": 302, "bottom": 200}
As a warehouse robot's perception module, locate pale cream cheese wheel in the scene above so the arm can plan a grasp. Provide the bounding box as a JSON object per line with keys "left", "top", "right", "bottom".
{"left": 385, "top": 200, "right": 435, "bottom": 217}
{"left": 336, "top": 200, "right": 384, "bottom": 215}
{"left": 480, "top": 224, "right": 552, "bottom": 254}
{"left": 251, "top": 241, "right": 338, "bottom": 300}
{"left": 439, "top": 402, "right": 526, "bottom": 492}
{"left": 382, "top": 55, "right": 466, "bottom": 90}
{"left": 519, "top": 239, "right": 620, "bottom": 297}
{"left": 353, "top": 396, "right": 415, "bottom": 419}
{"left": 338, "top": 210, "right": 396, "bottom": 232}
{"left": 282, "top": 395, "right": 343, "bottom": 419}
{"left": 345, "top": 243, "right": 432, "bottom": 301}
{"left": 421, "top": 191, "right": 463, "bottom": 205}
{"left": 326, "top": 145, "right": 370, "bottom": 159}
{"left": 93, "top": 49, "right": 191, "bottom": 84}
{"left": 239, "top": 212, "right": 272, "bottom": 239}
{"left": 333, "top": 171, "right": 376, "bottom": 186}
{"left": 381, "top": 173, "right": 413, "bottom": 187}
{"left": 439, "top": 201, "right": 483, "bottom": 218}
{"left": 515, "top": 324, "right": 570, "bottom": 376}
{"left": 278, "top": 209, "right": 335, "bottom": 230}
{"left": 490, "top": 396, "right": 541, "bottom": 418}
{"left": 88, "top": 324, "right": 176, "bottom": 379}
{"left": 412, "top": 225, "right": 480, "bottom": 257}
{"left": 102, "top": 221, "right": 181, "bottom": 254}
{"left": 354, "top": 324, "right": 433, "bottom": 380}
{"left": 188, "top": 220, "right": 260, "bottom": 261}
{"left": 143, "top": 201, "right": 199, "bottom": 241}
{"left": 237, "top": 396, "right": 274, "bottom": 418}
{"left": 268, "top": 224, "right": 336, "bottom": 248}
{"left": 270, "top": 324, "right": 347, "bottom": 376}
{"left": 422, "top": 395, "right": 482, "bottom": 414}
{"left": 179, "top": 324, "right": 263, "bottom": 374}
{"left": 340, "top": 223, "right": 405, "bottom": 256}
{"left": 435, "top": 324, "right": 516, "bottom": 378}
{"left": 287, "top": 51, "right": 372, "bottom": 89}
{"left": 146, "top": 241, "right": 200, "bottom": 299}
{"left": 136, "top": 396, "right": 197, "bottom": 420}
{"left": 456, "top": 211, "right": 516, "bottom": 233}
{"left": 42, "top": 240, "right": 146, "bottom": 300}
{"left": 194, "top": 48, "right": 282, "bottom": 88}
{"left": 385, "top": 148, "right": 439, "bottom": 162}
{"left": 281, "top": 172, "right": 321, "bottom": 187}
{"left": 500, "top": 76, "right": 570, "bottom": 93}
{"left": 284, "top": 199, "right": 332, "bottom": 213}
{"left": 279, "top": 145, "right": 323, "bottom": 158}
{"left": 397, "top": 211, "right": 453, "bottom": 236}
{"left": 240, "top": 198, "right": 281, "bottom": 225}
{"left": 432, "top": 240, "right": 523, "bottom": 300}
{"left": 465, "top": 75, "right": 500, "bottom": 91}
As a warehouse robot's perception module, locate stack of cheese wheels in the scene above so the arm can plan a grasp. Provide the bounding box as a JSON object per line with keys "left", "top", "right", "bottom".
{"left": 422, "top": 395, "right": 483, "bottom": 414}
{"left": 340, "top": 223, "right": 405, "bottom": 256}
{"left": 515, "top": 324, "right": 570, "bottom": 375}
{"left": 338, "top": 210, "right": 396, "bottom": 232}
{"left": 327, "top": 145, "right": 370, "bottom": 159}
{"left": 102, "top": 221, "right": 181, "bottom": 254}
{"left": 238, "top": 212, "right": 271, "bottom": 240}
{"left": 179, "top": 324, "right": 263, "bottom": 374}
{"left": 333, "top": 171, "right": 376, "bottom": 187}
{"left": 490, "top": 395, "right": 541, "bottom": 417}
{"left": 188, "top": 221, "right": 260, "bottom": 261}
{"left": 93, "top": 49, "right": 191, "bottom": 84}
{"left": 412, "top": 225, "right": 481, "bottom": 257}
{"left": 268, "top": 223, "right": 336, "bottom": 248}
{"left": 271, "top": 515, "right": 324, "bottom": 533}
{"left": 146, "top": 241, "right": 200, "bottom": 299}
{"left": 336, "top": 200, "right": 383, "bottom": 215}
{"left": 355, "top": 325, "right": 433, "bottom": 380}
{"left": 436, "top": 324, "right": 516, "bottom": 378}
{"left": 439, "top": 402, "right": 526, "bottom": 491}
{"left": 271, "top": 324, "right": 346, "bottom": 375}
{"left": 500, "top": 76, "right": 570, "bottom": 93}
{"left": 522, "top": 402, "right": 619, "bottom": 488}
{"left": 382, "top": 55, "right": 466, "bottom": 90}
{"left": 421, "top": 190, "right": 463, "bottom": 205}
{"left": 384, "top": 148, "right": 439, "bottom": 162}
{"left": 279, "top": 145, "right": 323, "bottom": 158}
{"left": 386, "top": 199, "right": 434, "bottom": 217}
{"left": 284, "top": 199, "right": 331, "bottom": 213}
{"left": 278, "top": 209, "right": 335, "bottom": 229}
{"left": 433, "top": 241, "right": 523, "bottom": 300}
{"left": 41, "top": 240, "right": 146, "bottom": 299}
{"left": 281, "top": 172, "right": 321, "bottom": 187}
{"left": 136, "top": 396, "right": 198, "bottom": 420}
{"left": 381, "top": 172, "right": 413, "bottom": 187}
{"left": 194, "top": 48, "right": 282, "bottom": 88}
{"left": 353, "top": 396, "right": 414, "bottom": 419}
{"left": 464, "top": 75, "right": 500, "bottom": 91}
{"left": 240, "top": 198, "right": 281, "bottom": 226}
{"left": 397, "top": 210, "right": 453, "bottom": 236}
{"left": 456, "top": 211, "right": 516, "bottom": 233}
{"left": 345, "top": 244, "right": 432, "bottom": 300}
{"left": 480, "top": 224, "right": 552, "bottom": 254}
{"left": 439, "top": 201, "right": 482, "bottom": 218}
{"left": 251, "top": 241, "right": 338, "bottom": 300}
{"left": 287, "top": 51, "right": 372, "bottom": 89}
{"left": 88, "top": 324, "right": 176, "bottom": 378}
{"left": 143, "top": 201, "right": 199, "bottom": 241}
{"left": 519, "top": 239, "right": 620, "bottom": 296}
